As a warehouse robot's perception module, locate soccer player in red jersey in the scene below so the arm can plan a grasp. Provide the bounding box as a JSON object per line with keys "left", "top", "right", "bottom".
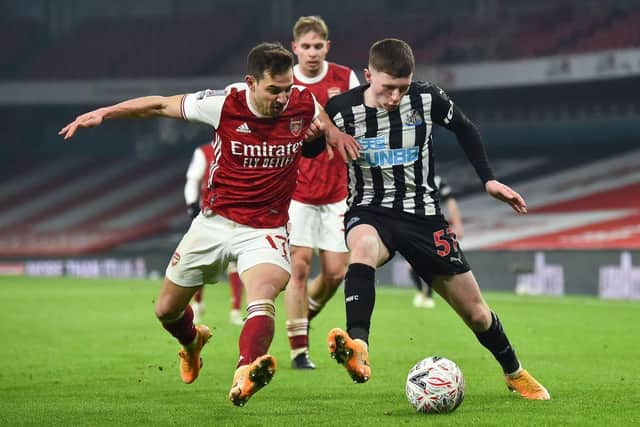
{"left": 284, "top": 16, "right": 361, "bottom": 370}
{"left": 185, "top": 142, "right": 244, "bottom": 326}
{"left": 59, "top": 42, "right": 360, "bottom": 406}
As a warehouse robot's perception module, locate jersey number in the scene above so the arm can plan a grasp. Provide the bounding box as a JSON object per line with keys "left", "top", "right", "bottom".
{"left": 265, "top": 235, "right": 289, "bottom": 259}
{"left": 433, "top": 228, "right": 459, "bottom": 257}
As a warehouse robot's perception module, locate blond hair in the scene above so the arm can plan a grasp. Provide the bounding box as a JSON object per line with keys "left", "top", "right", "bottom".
{"left": 292, "top": 16, "right": 329, "bottom": 41}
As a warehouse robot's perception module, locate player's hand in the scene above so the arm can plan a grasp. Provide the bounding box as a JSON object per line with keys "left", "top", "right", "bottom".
{"left": 58, "top": 108, "right": 107, "bottom": 140}
{"left": 324, "top": 126, "right": 361, "bottom": 162}
{"left": 450, "top": 222, "right": 464, "bottom": 240}
{"left": 485, "top": 180, "right": 527, "bottom": 214}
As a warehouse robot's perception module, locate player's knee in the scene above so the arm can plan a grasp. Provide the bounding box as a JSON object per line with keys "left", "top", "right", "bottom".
{"left": 291, "top": 259, "right": 311, "bottom": 282}
{"left": 349, "top": 235, "right": 381, "bottom": 264}
{"left": 155, "top": 300, "right": 182, "bottom": 323}
{"left": 323, "top": 267, "right": 346, "bottom": 288}
{"left": 463, "top": 306, "right": 492, "bottom": 332}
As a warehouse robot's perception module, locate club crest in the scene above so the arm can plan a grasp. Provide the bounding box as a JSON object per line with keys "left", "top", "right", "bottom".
{"left": 171, "top": 252, "right": 181, "bottom": 266}
{"left": 404, "top": 109, "right": 424, "bottom": 127}
{"left": 290, "top": 117, "right": 304, "bottom": 136}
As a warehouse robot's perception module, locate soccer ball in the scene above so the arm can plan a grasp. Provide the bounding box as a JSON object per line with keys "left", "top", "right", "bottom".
{"left": 405, "top": 356, "right": 465, "bottom": 413}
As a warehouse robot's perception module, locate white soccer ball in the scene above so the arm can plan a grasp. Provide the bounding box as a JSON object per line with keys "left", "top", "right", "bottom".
{"left": 405, "top": 356, "right": 465, "bottom": 413}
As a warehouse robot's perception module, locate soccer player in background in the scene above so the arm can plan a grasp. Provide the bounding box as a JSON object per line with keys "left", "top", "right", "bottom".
{"left": 284, "top": 15, "right": 360, "bottom": 370}
{"left": 410, "top": 175, "right": 463, "bottom": 309}
{"left": 59, "top": 42, "right": 360, "bottom": 406}
{"left": 185, "top": 141, "right": 244, "bottom": 325}
{"left": 324, "top": 38, "right": 550, "bottom": 400}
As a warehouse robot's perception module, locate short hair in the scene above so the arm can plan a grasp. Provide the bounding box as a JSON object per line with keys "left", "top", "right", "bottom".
{"left": 368, "top": 38, "right": 415, "bottom": 78}
{"left": 247, "top": 42, "right": 294, "bottom": 81}
{"left": 292, "top": 15, "right": 329, "bottom": 41}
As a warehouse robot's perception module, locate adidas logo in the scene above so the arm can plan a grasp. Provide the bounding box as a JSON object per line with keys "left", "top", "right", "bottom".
{"left": 236, "top": 122, "right": 251, "bottom": 134}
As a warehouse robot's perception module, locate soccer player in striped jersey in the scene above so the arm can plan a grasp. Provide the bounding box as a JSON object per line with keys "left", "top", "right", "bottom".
{"left": 325, "top": 39, "right": 550, "bottom": 400}
{"left": 59, "top": 42, "right": 360, "bottom": 407}
{"left": 284, "top": 16, "right": 360, "bottom": 370}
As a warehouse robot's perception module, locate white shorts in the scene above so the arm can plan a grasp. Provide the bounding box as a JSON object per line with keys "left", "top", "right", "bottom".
{"left": 166, "top": 213, "right": 291, "bottom": 287}
{"left": 288, "top": 198, "right": 348, "bottom": 252}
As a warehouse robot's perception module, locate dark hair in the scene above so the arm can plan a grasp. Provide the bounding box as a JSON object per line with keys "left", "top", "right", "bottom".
{"left": 247, "top": 42, "right": 294, "bottom": 81}
{"left": 368, "top": 38, "right": 415, "bottom": 77}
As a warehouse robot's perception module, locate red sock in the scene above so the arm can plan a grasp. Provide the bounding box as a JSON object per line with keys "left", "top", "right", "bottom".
{"left": 229, "top": 272, "right": 243, "bottom": 310}
{"left": 194, "top": 288, "right": 203, "bottom": 303}
{"left": 287, "top": 318, "right": 309, "bottom": 354}
{"left": 161, "top": 305, "right": 196, "bottom": 346}
{"left": 237, "top": 300, "right": 275, "bottom": 367}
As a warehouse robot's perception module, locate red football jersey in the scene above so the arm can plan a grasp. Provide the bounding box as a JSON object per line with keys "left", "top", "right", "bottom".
{"left": 197, "top": 141, "right": 216, "bottom": 206}
{"left": 181, "top": 85, "right": 319, "bottom": 228}
{"left": 292, "top": 61, "right": 359, "bottom": 204}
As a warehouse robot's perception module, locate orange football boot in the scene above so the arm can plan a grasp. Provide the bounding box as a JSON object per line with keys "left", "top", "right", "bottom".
{"left": 178, "top": 325, "right": 212, "bottom": 384}
{"left": 505, "top": 369, "right": 551, "bottom": 400}
{"left": 229, "top": 355, "right": 277, "bottom": 407}
{"left": 327, "top": 328, "right": 371, "bottom": 383}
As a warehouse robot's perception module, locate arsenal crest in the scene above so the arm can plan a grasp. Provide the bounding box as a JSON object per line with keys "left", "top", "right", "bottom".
{"left": 171, "top": 252, "right": 181, "bottom": 266}
{"left": 289, "top": 117, "right": 304, "bottom": 136}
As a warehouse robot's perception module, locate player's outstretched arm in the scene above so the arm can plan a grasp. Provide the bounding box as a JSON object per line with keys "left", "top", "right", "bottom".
{"left": 485, "top": 180, "right": 527, "bottom": 214}
{"left": 58, "top": 95, "right": 184, "bottom": 140}
{"left": 310, "top": 111, "right": 360, "bottom": 162}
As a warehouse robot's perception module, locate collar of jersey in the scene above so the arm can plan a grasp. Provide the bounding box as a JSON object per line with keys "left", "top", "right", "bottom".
{"left": 293, "top": 61, "right": 328, "bottom": 85}
{"left": 244, "top": 86, "right": 291, "bottom": 118}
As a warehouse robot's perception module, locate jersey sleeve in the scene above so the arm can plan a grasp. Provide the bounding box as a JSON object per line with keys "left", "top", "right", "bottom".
{"left": 186, "top": 147, "right": 206, "bottom": 181}
{"left": 348, "top": 70, "right": 360, "bottom": 89}
{"left": 428, "top": 84, "right": 495, "bottom": 184}
{"left": 181, "top": 89, "right": 226, "bottom": 128}
{"left": 429, "top": 85, "right": 458, "bottom": 129}
{"left": 184, "top": 147, "right": 206, "bottom": 204}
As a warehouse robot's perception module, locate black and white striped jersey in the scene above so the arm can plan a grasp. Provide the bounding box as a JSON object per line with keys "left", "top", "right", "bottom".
{"left": 325, "top": 81, "right": 494, "bottom": 217}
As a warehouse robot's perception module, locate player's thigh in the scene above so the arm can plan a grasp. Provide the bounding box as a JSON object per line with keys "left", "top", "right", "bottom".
{"left": 318, "top": 249, "right": 348, "bottom": 283}
{"left": 288, "top": 200, "right": 320, "bottom": 248}
{"left": 346, "top": 223, "right": 390, "bottom": 267}
{"left": 431, "top": 271, "right": 491, "bottom": 329}
{"left": 234, "top": 224, "right": 292, "bottom": 300}
{"left": 165, "top": 214, "right": 229, "bottom": 287}
{"left": 345, "top": 208, "right": 395, "bottom": 267}
{"left": 290, "top": 245, "right": 314, "bottom": 281}
{"left": 241, "top": 263, "right": 291, "bottom": 302}
{"left": 399, "top": 215, "right": 469, "bottom": 285}
{"left": 316, "top": 199, "right": 349, "bottom": 253}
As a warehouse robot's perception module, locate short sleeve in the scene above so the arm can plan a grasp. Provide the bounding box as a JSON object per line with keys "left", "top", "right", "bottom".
{"left": 348, "top": 70, "right": 360, "bottom": 89}
{"left": 186, "top": 148, "right": 206, "bottom": 181}
{"left": 181, "top": 89, "right": 226, "bottom": 128}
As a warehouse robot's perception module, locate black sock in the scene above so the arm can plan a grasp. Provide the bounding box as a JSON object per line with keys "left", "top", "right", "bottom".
{"left": 426, "top": 284, "right": 433, "bottom": 298}
{"left": 475, "top": 312, "right": 520, "bottom": 374}
{"left": 344, "top": 263, "right": 376, "bottom": 344}
{"left": 410, "top": 268, "right": 422, "bottom": 292}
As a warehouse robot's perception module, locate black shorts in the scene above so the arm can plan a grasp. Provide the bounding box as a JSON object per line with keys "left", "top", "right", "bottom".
{"left": 344, "top": 206, "right": 471, "bottom": 284}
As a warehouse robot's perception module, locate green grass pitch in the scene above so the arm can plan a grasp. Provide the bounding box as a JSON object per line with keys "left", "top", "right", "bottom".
{"left": 1, "top": 275, "right": 639, "bottom": 426}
